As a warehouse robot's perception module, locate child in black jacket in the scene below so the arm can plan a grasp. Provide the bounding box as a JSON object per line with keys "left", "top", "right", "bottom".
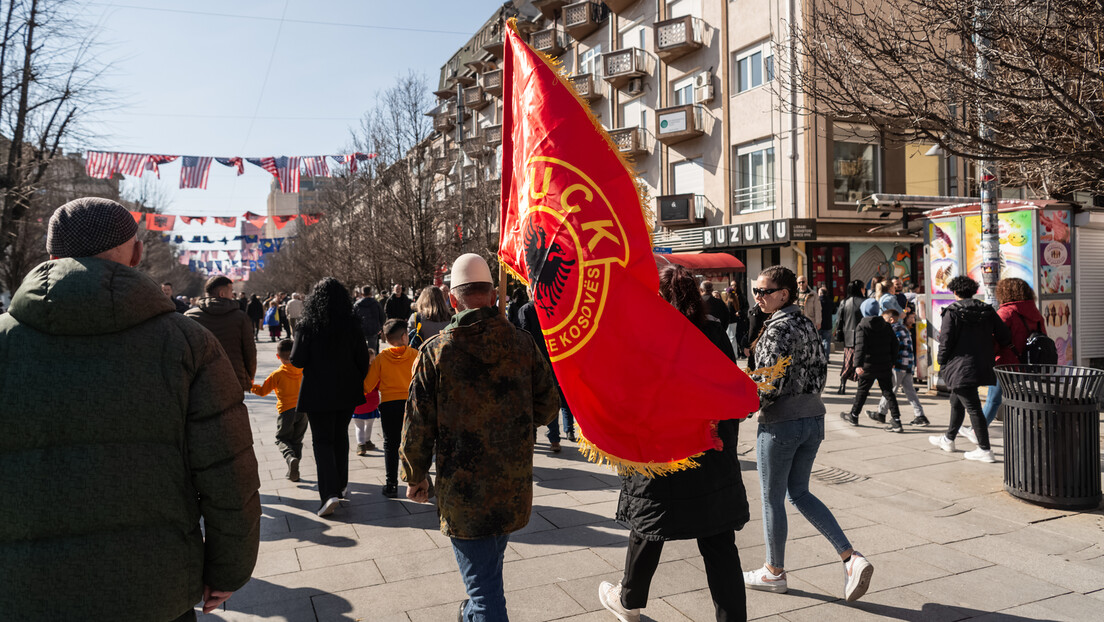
{"left": 840, "top": 298, "right": 903, "bottom": 431}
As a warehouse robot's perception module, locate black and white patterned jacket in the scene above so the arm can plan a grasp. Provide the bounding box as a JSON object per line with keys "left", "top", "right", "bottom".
{"left": 753, "top": 304, "right": 828, "bottom": 424}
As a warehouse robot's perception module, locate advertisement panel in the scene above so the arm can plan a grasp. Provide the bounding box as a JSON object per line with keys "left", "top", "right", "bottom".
{"left": 928, "top": 219, "right": 959, "bottom": 296}
{"left": 1042, "top": 298, "right": 1075, "bottom": 365}
{"left": 1039, "top": 210, "right": 1072, "bottom": 295}
{"left": 963, "top": 209, "right": 1035, "bottom": 284}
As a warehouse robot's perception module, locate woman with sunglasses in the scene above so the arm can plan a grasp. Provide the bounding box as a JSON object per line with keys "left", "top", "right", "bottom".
{"left": 743, "top": 266, "right": 875, "bottom": 602}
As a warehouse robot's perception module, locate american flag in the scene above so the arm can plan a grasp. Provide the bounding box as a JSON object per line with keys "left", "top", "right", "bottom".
{"left": 115, "top": 153, "right": 151, "bottom": 177}
{"left": 215, "top": 157, "right": 245, "bottom": 175}
{"left": 145, "top": 155, "right": 178, "bottom": 178}
{"left": 85, "top": 151, "right": 115, "bottom": 179}
{"left": 301, "top": 156, "right": 330, "bottom": 177}
{"left": 246, "top": 157, "right": 279, "bottom": 180}
{"left": 179, "top": 156, "right": 213, "bottom": 189}
{"left": 275, "top": 156, "right": 300, "bottom": 193}
{"left": 331, "top": 153, "right": 362, "bottom": 172}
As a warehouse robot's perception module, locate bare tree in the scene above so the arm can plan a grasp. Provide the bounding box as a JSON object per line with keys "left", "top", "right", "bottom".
{"left": 787, "top": 0, "right": 1104, "bottom": 196}
{"left": 1, "top": 0, "right": 108, "bottom": 284}
{"left": 121, "top": 177, "right": 203, "bottom": 296}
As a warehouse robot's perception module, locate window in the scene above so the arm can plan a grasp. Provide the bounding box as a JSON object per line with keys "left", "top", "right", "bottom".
{"left": 672, "top": 76, "right": 694, "bottom": 105}
{"left": 580, "top": 44, "right": 603, "bottom": 76}
{"left": 734, "top": 141, "right": 775, "bottom": 213}
{"left": 833, "top": 141, "right": 880, "bottom": 204}
{"left": 735, "top": 42, "right": 774, "bottom": 93}
{"left": 904, "top": 143, "right": 943, "bottom": 196}
{"left": 672, "top": 158, "right": 704, "bottom": 195}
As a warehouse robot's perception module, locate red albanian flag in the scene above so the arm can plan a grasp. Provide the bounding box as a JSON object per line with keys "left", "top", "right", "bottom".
{"left": 498, "top": 20, "right": 759, "bottom": 475}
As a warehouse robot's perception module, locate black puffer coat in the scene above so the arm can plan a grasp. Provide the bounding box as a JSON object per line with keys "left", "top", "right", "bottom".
{"left": 615, "top": 319, "right": 750, "bottom": 541}
{"left": 938, "top": 298, "right": 1012, "bottom": 389}
{"left": 853, "top": 315, "right": 898, "bottom": 374}
{"left": 834, "top": 295, "right": 864, "bottom": 347}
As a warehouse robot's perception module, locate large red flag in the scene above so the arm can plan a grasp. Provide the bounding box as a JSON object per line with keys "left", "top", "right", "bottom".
{"left": 498, "top": 20, "right": 759, "bottom": 475}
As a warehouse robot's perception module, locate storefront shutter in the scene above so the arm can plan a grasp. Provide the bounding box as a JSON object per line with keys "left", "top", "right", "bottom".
{"left": 1075, "top": 227, "right": 1104, "bottom": 364}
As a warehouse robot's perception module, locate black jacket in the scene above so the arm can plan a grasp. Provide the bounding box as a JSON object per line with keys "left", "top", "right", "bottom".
{"left": 290, "top": 317, "right": 370, "bottom": 412}
{"left": 853, "top": 315, "right": 898, "bottom": 374}
{"left": 384, "top": 294, "right": 413, "bottom": 320}
{"left": 246, "top": 299, "right": 264, "bottom": 322}
{"left": 938, "top": 298, "right": 1012, "bottom": 389}
{"left": 615, "top": 319, "right": 749, "bottom": 541}
{"left": 702, "top": 294, "right": 729, "bottom": 326}
{"left": 819, "top": 295, "right": 834, "bottom": 331}
{"left": 834, "top": 296, "right": 864, "bottom": 347}
{"left": 354, "top": 296, "right": 384, "bottom": 339}
{"left": 517, "top": 301, "right": 549, "bottom": 359}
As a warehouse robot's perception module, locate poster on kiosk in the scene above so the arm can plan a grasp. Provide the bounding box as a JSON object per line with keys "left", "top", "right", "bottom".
{"left": 922, "top": 200, "right": 1076, "bottom": 389}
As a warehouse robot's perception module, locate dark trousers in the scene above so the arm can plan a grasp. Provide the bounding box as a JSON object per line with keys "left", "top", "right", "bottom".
{"left": 621, "top": 531, "right": 746, "bottom": 622}
{"left": 275, "top": 407, "right": 308, "bottom": 462}
{"left": 169, "top": 608, "right": 197, "bottom": 621}
{"left": 946, "top": 386, "right": 990, "bottom": 450}
{"left": 306, "top": 409, "right": 353, "bottom": 502}
{"left": 849, "top": 371, "right": 901, "bottom": 419}
{"left": 379, "top": 400, "right": 405, "bottom": 486}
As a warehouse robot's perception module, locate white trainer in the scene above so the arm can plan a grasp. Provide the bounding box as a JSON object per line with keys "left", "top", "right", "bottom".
{"left": 959, "top": 426, "right": 978, "bottom": 445}
{"left": 743, "top": 565, "right": 788, "bottom": 593}
{"left": 964, "top": 448, "right": 997, "bottom": 463}
{"left": 929, "top": 434, "right": 955, "bottom": 452}
{"left": 598, "top": 581, "right": 640, "bottom": 622}
{"left": 843, "top": 552, "right": 874, "bottom": 602}
{"left": 316, "top": 496, "right": 340, "bottom": 517}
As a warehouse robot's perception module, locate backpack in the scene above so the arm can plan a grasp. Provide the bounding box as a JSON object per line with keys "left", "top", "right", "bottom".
{"left": 1018, "top": 314, "right": 1058, "bottom": 365}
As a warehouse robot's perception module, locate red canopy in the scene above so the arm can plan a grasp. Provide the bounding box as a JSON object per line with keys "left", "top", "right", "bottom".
{"left": 655, "top": 252, "right": 745, "bottom": 272}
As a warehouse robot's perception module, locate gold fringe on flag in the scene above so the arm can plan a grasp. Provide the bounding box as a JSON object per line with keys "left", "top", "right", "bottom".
{"left": 570, "top": 424, "right": 711, "bottom": 478}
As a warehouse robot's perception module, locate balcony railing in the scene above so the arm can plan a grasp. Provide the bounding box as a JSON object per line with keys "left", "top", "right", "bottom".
{"left": 433, "top": 153, "right": 458, "bottom": 174}
{"left": 531, "top": 27, "right": 567, "bottom": 57}
{"left": 608, "top": 126, "right": 648, "bottom": 158}
{"left": 464, "top": 135, "right": 489, "bottom": 157}
{"left": 483, "top": 69, "right": 503, "bottom": 96}
{"left": 655, "top": 104, "right": 704, "bottom": 145}
{"left": 732, "top": 183, "right": 776, "bottom": 213}
{"left": 570, "top": 73, "right": 602, "bottom": 101}
{"left": 463, "top": 86, "right": 490, "bottom": 111}
{"left": 603, "top": 0, "right": 640, "bottom": 12}
{"left": 532, "top": 0, "right": 569, "bottom": 19}
{"left": 656, "top": 193, "right": 705, "bottom": 225}
{"left": 564, "top": 1, "right": 606, "bottom": 40}
{"left": 654, "top": 16, "right": 705, "bottom": 63}
{"left": 484, "top": 124, "right": 503, "bottom": 145}
{"left": 603, "top": 47, "right": 648, "bottom": 88}
{"left": 433, "top": 109, "right": 455, "bottom": 133}
{"left": 483, "top": 35, "right": 504, "bottom": 59}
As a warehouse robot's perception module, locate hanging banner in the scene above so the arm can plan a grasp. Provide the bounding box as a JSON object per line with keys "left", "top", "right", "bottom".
{"left": 145, "top": 213, "right": 176, "bottom": 231}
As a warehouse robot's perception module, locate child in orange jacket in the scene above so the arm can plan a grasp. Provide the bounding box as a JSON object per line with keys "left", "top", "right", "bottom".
{"left": 363, "top": 319, "right": 419, "bottom": 498}
{"left": 250, "top": 339, "right": 305, "bottom": 481}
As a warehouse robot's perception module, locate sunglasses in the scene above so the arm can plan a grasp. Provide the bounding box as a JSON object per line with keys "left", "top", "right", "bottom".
{"left": 752, "top": 287, "right": 783, "bottom": 297}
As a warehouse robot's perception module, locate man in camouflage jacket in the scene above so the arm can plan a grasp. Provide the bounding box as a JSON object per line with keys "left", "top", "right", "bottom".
{"left": 401, "top": 254, "right": 558, "bottom": 621}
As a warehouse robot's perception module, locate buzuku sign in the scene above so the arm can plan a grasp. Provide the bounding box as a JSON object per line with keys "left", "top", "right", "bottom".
{"left": 701, "top": 218, "right": 817, "bottom": 249}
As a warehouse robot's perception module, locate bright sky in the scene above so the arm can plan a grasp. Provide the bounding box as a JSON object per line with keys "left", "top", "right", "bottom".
{"left": 79, "top": 0, "right": 500, "bottom": 247}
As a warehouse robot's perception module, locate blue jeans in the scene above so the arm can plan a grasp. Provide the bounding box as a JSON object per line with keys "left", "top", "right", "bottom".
{"left": 452, "top": 534, "right": 510, "bottom": 621}
{"left": 757, "top": 416, "right": 851, "bottom": 568}
{"left": 982, "top": 383, "right": 1002, "bottom": 425}
{"left": 561, "top": 406, "right": 575, "bottom": 439}
{"left": 818, "top": 329, "right": 832, "bottom": 361}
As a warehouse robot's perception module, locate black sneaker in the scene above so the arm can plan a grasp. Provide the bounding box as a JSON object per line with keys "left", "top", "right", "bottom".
{"left": 909, "top": 415, "right": 931, "bottom": 427}
{"left": 364, "top": 440, "right": 378, "bottom": 451}
{"left": 884, "top": 418, "right": 904, "bottom": 433}
{"left": 866, "top": 410, "right": 886, "bottom": 424}
{"left": 382, "top": 483, "right": 398, "bottom": 498}
{"left": 840, "top": 411, "right": 859, "bottom": 426}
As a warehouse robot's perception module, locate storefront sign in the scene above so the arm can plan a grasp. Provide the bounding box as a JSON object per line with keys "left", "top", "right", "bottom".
{"left": 700, "top": 218, "right": 815, "bottom": 249}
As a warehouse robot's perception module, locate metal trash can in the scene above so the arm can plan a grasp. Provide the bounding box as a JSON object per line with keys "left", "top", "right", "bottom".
{"left": 995, "top": 364, "right": 1104, "bottom": 510}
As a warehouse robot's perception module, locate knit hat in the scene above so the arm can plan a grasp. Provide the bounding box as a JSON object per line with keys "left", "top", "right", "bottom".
{"left": 878, "top": 294, "right": 904, "bottom": 313}
{"left": 47, "top": 197, "right": 138, "bottom": 258}
{"left": 860, "top": 297, "right": 881, "bottom": 317}
{"left": 450, "top": 253, "right": 493, "bottom": 287}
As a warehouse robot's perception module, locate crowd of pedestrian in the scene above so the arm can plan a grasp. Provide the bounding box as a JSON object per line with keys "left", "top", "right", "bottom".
{"left": 1, "top": 196, "right": 1054, "bottom": 621}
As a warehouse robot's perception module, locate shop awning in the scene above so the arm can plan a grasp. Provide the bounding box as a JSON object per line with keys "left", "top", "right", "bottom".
{"left": 655, "top": 252, "right": 745, "bottom": 272}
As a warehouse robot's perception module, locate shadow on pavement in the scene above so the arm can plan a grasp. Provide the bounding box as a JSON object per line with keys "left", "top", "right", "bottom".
{"left": 195, "top": 578, "right": 355, "bottom": 621}
{"left": 258, "top": 493, "right": 358, "bottom": 548}
{"left": 852, "top": 600, "right": 1061, "bottom": 622}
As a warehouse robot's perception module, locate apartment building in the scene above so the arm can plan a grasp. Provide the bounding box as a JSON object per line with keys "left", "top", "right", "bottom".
{"left": 427, "top": 0, "right": 962, "bottom": 303}
{"left": 262, "top": 176, "right": 334, "bottom": 239}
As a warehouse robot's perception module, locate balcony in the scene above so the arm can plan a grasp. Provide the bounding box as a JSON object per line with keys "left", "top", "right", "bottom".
{"left": 655, "top": 104, "right": 704, "bottom": 145}
{"left": 433, "top": 107, "right": 456, "bottom": 133}
{"left": 463, "top": 86, "right": 490, "bottom": 111}
{"left": 656, "top": 193, "right": 705, "bottom": 226}
{"left": 570, "top": 73, "right": 602, "bottom": 101}
{"left": 608, "top": 127, "right": 648, "bottom": 158}
{"left": 484, "top": 124, "right": 503, "bottom": 146}
{"left": 603, "top": 0, "right": 640, "bottom": 12}
{"left": 483, "top": 35, "right": 504, "bottom": 59}
{"left": 483, "top": 69, "right": 503, "bottom": 96}
{"left": 732, "top": 183, "right": 776, "bottom": 213}
{"left": 433, "top": 152, "right": 458, "bottom": 174}
{"left": 654, "top": 16, "right": 705, "bottom": 63}
{"left": 564, "top": 1, "right": 606, "bottom": 40}
{"left": 602, "top": 47, "right": 648, "bottom": 88}
{"left": 532, "top": 0, "right": 568, "bottom": 19}
{"left": 531, "top": 27, "right": 566, "bottom": 57}
{"left": 463, "top": 135, "right": 489, "bottom": 158}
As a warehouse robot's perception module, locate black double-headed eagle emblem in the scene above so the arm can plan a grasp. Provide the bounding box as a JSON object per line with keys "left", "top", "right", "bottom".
{"left": 524, "top": 216, "right": 576, "bottom": 313}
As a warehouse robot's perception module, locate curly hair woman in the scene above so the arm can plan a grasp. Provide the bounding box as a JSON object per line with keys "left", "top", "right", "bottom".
{"left": 291, "top": 277, "right": 370, "bottom": 517}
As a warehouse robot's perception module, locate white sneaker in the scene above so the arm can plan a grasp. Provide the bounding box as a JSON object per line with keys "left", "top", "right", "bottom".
{"left": 843, "top": 552, "right": 874, "bottom": 602}
{"left": 316, "top": 496, "right": 341, "bottom": 517}
{"left": 743, "top": 565, "right": 788, "bottom": 593}
{"left": 929, "top": 434, "right": 955, "bottom": 452}
{"left": 964, "top": 448, "right": 996, "bottom": 463}
{"left": 959, "top": 426, "right": 978, "bottom": 445}
{"left": 597, "top": 581, "right": 640, "bottom": 622}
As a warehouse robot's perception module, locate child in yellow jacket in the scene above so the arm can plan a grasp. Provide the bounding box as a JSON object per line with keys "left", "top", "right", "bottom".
{"left": 250, "top": 339, "right": 305, "bottom": 482}
{"left": 364, "top": 319, "right": 419, "bottom": 498}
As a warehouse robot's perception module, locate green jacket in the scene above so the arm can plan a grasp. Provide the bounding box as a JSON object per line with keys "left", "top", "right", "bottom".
{"left": 0, "top": 258, "right": 261, "bottom": 621}
{"left": 400, "top": 306, "right": 558, "bottom": 539}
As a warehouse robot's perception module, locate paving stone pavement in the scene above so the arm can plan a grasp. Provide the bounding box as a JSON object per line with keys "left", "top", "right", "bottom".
{"left": 196, "top": 339, "right": 1104, "bottom": 621}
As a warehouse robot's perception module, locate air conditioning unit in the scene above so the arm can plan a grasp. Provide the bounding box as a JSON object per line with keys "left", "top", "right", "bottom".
{"left": 693, "top": 84, "right": 714, "bottom": 104}
{"left": 694, "top": 70, "right": 712, "bottom": 88}
{"left": 626, "top": 77, "right": 644, "bottom": 95}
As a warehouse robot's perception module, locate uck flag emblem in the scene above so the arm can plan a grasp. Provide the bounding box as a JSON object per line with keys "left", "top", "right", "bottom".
{"left": 498, "top": 19, "right": 759, "bottom": 476}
